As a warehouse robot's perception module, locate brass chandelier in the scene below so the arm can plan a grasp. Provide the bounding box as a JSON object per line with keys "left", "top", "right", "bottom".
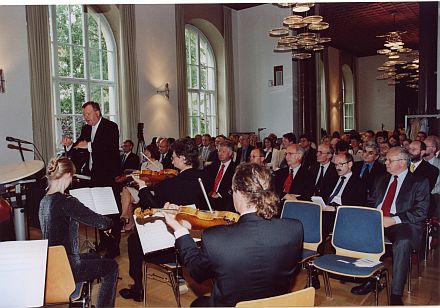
{"left": 268, "top": 3, "right": 331, "bottom": 60}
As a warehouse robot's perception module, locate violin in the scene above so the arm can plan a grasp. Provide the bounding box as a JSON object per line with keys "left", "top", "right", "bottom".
{"left": 134, "top": 207, "right": 240, "bottom": 230}
{"left": 115, "top": 168, "right": 178, "bottom": 184}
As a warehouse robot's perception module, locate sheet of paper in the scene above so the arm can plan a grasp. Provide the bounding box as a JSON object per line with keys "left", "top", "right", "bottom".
{"left": 69, "top": 187, "right": 96, "bottom": 212}
{"left": 311, "top": 196, "right": 327, "bottom": 208}
{"left": 135, "top": 214, "right": 176, "bottom": 254}
{"left": 0, "top": 240, "right": 48, "bottom": 308}
{"left": 353, "top": 257, "right": 381, "bottom": 268}
{"left": 90, "top": 187, "right": 119, "bottom": 215}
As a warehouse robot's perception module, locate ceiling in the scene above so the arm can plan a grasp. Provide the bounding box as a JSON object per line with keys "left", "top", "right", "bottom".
{"left": 224, "top": 2, "right": 420, "bottom": 57}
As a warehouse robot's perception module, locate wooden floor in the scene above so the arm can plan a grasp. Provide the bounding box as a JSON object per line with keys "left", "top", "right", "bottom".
{"left": 31, "top": 225, "right": 440, "bottom": 307}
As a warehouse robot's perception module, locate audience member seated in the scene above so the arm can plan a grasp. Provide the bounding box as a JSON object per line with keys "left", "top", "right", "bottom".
{"left": 163, "top": 163, "right": 304, "bottom": 307}
{"left": 198, "top": 133, "right": 213, "bottom": 169}
{"left": 39, "top": 157, "right": 118, "bottom": 308}
{"left": 263, "top": 137, "right": 280, "bottom": 170}
{"left": 299, "top": 134, "right": 317, "bottom": 171}
{"left": 158, "top": 138, "right": 174, "bottom": 169}
{"left": 236, "top": 134, "right": 254, "bottom": 164}
{"left": 274, "top": 144, "right": 313, "bottom": 202}
{"left": 408, "top": 140, "right": 439, "bottom": 191}
{"left": 120, "top": 145, "right": 163, "bottom": 232}
{"left": 309, "top": 143, "right": 338, "bottom": 202}
{"left": 249, "top": 148, "right": 266, "bottom": 167}
{"left": 278, "top": 132, "right": 297, "bottom": 169}
{"left": 205, "top": 140, "right": 237, "bottom": 212}
{"left": 120, "top": 139, "right": 140, "bottom": 171}
{"left": 351, "top": 147, "right": 429, "bottom": 305}
{"left": 119, "top": 137, "right": 208, "bottom": 302}
{"left": 206, "top": 135, "right": 226, "bottom": 166}
{"left": 424, "top": 136, "right": 440, "bottom": 218}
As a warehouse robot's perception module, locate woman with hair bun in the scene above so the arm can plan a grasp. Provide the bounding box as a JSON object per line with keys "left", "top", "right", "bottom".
{"left": 163, "top": 163, "right": 304, "bottom": 307}
{"left": 39, "top": 157, "right": 118, "bottom": 308}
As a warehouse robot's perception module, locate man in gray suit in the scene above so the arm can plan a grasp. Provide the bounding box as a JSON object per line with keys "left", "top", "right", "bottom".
{"left": 351, "top": 147, "right": 429, "bottom": 305}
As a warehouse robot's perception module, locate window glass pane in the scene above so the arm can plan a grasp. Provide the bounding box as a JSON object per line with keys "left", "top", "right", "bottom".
{"left": 200, "top": 39, "right": 207, "bottom": 66}
{"left": 89, "top": 49, "right": 101, "bottom": 79}
{"left": 59, "top": 83, "right": 73, "bottom": 114}
{"left": 56, "top": 115, "right": 73, "bottom": 138}
{"left": 200, "top": 66, "right": 207, "bottom": 90}
{"left": 207, "top": 67, "right": 215, "bottom": 91}
{"left": 103, "top": 86, "right": 110, "bottom": 114}
{"left": 100, "top": 24, "right": 108, "bottom": 51}
{"left": 58, "top": 45, "right": 71, "bottom": 77}
{"left": 88, "top": 14, "right": 99, "bottom": 49}
{"left": 190, "top": 65, "right": 198, "bottom": 89}
{"left": 56, "top": 5, "right": 69, "bottom": 44}
{"left": 72, "top": 46, "right": 85, "bottom": 78}
{"left": 102, "top": 50, "right": 108, "bottom": 80}
{"left": 74, "top": 115, "right": 85, "bottom": 138}
{"left": 70, "top": 5, "right": 83, "bottom": 46}
{"left": 90, "top": 84, "right": 101, "bottom": 102}
{"left": 74, "top": 83, "right": 86, "bottom": 113}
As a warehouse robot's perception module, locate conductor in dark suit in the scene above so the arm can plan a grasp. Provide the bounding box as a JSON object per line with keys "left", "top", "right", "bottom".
{"left": 205, "top": 140, "right": 237, "bottom": 212}
{"left": 119, "top": 137, "right": 208, "bottom": 302}
{"left": 351, "top": 147, "right": 429, "bottom": 305}
{"left": 309, "top": 143, "right": 338, "bottom": 202}
{"left": 120, "top": 139, "right": 140, "bottom": 171}
{"left": 63, "top": 101, "right": 122, "bottom": 258}
{"left": 274, "top": 144, "right": 314, "bottom": 202}
{"left": 163, "top": 163, "right": 304, "bottom": 307}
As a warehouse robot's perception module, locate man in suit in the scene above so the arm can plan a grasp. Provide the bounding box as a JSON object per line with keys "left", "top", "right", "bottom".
{"left": 206, "top": 135, "right": 226, "bottom": 166}
{"left": 158, "top": 138, "right": 174, "bottom": 169}
{"left": 198, "top": 133, "right": 213, "bottom": 169}
{"left": 249, "top": 148, "right": 266, "bottom": 166}
{"left": 163, "top": 163, "right": 304, "bottom": 307}
{"left": 205, "top": 140, "right": 237, "bottom": 212}
{"left": 408, "top": 140, "right": 439, "bottom": 191}
{"left": 236, "top": 134, "right": 254, "bottom": 164}
{"left": 352, "top": 142, "right": 387, "bottom": 197}
{"left": 423, "top": 137, "right": 440, "bottom": 218}
{"left": 278, "top": 132, "right": 297, "bottom": 169}
{"left": 299, "top": 134, "right": 317, "bottom": 171}
{"left": 274, "top": 144, "right": 314, "bottom": 202}
{"left": 62, "top": 101, "right": 122, "bottom": 258}
{"left": 120, "top": 139, "right": 140, "bottom": 171}
{"left": 351, "top": 147, "right": 430, "bottom": 305}
{"left": 309, "top": 143, "right": 338, "bottom": 202}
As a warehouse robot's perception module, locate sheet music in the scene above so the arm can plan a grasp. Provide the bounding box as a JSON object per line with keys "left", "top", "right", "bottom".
{"left": 311, "top": 196, "right": 327, "bottom": 208}
{"left": 70, "top": 187, "right": 118, "bottom": 215}
{"left": 0, "top": 240, "right": 48, "bottom": 307}
{"left": 135, "top": 213, "right": 176, "bottom": 254}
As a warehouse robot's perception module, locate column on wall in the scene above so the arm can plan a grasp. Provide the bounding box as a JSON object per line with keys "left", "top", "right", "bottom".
{"left": 224, "top": 6, "right": 235, "bottom": 134}
{"left": 175, "top": 4, "right": 187, "bottom": 137}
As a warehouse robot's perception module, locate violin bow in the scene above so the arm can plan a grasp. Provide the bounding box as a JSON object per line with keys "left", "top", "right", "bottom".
{"left": 141, "top": 152, "right": 162, "bottom": 169}
{"left": 198, "top": 177, "right": 214, "bottom": 213}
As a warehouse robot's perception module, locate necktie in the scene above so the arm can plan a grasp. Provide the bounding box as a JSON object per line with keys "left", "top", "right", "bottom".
{"left": 160, "top": 154, "right": 164, "bottom": 162}
{"left": 283, "top": 169, "right": 294, "bottom": 193}
{"left": 360, "top": 163, "right": 369, "bottom": 178}
{"left": 410, "top": 163, "right": 415, "bottom": 173}
{"left": 328, "top": 176, "right": 346, "bottom": 203}
{"left": 212, "top": 164, "right": 225, "bottom": 193}
{"left": 242, "top": 147, "right": 246, "bottom": 162}
{"left": 121, "top": 154, "right": 126, "bottom": 167}
{"left": 381, "top": 176, "right": 398, "bottom": 217}
{"left": 315, "top": 165, "right": 324, "bottom": 194}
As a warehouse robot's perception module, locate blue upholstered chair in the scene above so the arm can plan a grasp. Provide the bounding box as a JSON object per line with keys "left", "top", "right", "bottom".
{"left": 312, "top": 206, "right": 389, "bottom": 305}
{"left": 281, "top": 200, "right": 322, "bottom": 287}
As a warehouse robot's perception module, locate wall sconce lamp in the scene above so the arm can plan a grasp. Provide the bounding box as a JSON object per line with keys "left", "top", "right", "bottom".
{"left": 156, "top": 83, "right": 170, "bottom": 99}
{"left": 0, "top": 69, "right": 5, "bottom": 93}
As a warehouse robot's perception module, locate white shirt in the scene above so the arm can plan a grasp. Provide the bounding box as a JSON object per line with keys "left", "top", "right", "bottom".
{"left": 87, "top": 117, "right": 102, "bottom": 169}
{"left": 329, "top": 171, "right": 352, "bottom": 205}
{"left": 315, "top": 161, "right": 331, "bottom": 184}
{"left": 377, "top": 169, "right": 408, "bottom": 224}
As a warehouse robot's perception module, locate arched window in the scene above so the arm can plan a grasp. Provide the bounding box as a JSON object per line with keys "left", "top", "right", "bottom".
{"left": 49, "top": 5, "right": 118, "bottom": 150}
{"left": 185, "top": 24, "right": 217, "bottom": 136}
{"left": 342, "top": 64, "right": 355, "bottom": 132}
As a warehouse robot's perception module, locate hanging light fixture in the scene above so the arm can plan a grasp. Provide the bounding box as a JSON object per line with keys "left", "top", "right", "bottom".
{"left": 375, "top": 12, "right": 419, "bottom": 89}
{"left": 269, "top": 3, "right": 331, "bottom": 61}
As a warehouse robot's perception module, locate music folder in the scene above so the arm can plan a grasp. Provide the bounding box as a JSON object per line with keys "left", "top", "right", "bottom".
{"left": 69, "top": 187, "right": 118, "bottom": 215}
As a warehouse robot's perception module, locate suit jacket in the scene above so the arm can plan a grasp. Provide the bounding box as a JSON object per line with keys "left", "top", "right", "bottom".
{"left": 301, "top": 148, "right": 317, "bottom": 171}
{"left": 74, "top": 117, "right": 121, "bottom": 186}
{"left": 309, "top": 162, "right": 339, "bottom": 202}
{"left": 138, "top": 168, "right": 208, "bottom": 210}
{"left": 236, "top": 145, "right": 254, "bottom": 164}
{"left": 412, "top": 159, "right": 439, "bottom": 192}
{"left": 206, "top": 149, "right": 219, "bottom": 164}
{"left": 159, "top": 151, "right": 174, "bottom": 169}
{"left": 274, "top": 166, "right": 314, "bottom": 201}
{"left": 326, "top": 174, "right": 367, "bottom": 206}
{"left": 205, "top": 161, "right": 237, "bottom": 212}
{"left": 427, "top": 157, "right": 440, "bottom": 194}
{"left": 121, "top": 152, "right": 140, "bottom": 171}
{"left": 175, "top": 212, "right": 304, "bottom": 307}
{"left": 368, "top": 173, "right": 430, "bottom": 230}
{"left": 352, "top": 159, "right": 387, "bottom": 194}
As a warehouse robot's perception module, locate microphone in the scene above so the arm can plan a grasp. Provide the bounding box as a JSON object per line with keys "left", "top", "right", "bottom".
{"left": 6, "top": 136, "right": 33, "bottom": 145}
{"left": 7, "top": 144, "right": 33, "bottom": 152}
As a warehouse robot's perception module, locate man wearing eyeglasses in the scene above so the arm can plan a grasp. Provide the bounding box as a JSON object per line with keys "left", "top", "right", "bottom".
{"left": 351, "top": 147, "right": 429, "bottom": 305}
{"left": 352, "top": 142, "right": 386, "bottom": 197}
{"left": 274, "top": 144, "right": 313, "bottom": 202}
{"left": 249, "top": 148, "right": 266, "bottom": 166}
{"left": 309, "top": 143, "right": 338, "bottom": 202}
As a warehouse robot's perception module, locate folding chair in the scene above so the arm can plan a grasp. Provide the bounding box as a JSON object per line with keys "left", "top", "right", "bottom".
{"left": 281, "top": 200, "right": 322, "bottom": 288}
{"left": 312, "top": 206, "right": 389, "bottom": 305}
{"left": 235, "top": 287, "right": 315, "bottom": 307}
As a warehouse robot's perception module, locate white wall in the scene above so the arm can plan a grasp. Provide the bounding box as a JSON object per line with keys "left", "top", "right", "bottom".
{"left": 234, "top": 4, "right": 295, "bottom": 137}
{"left": 0, "top": 6, "right": 34, "bottom": 165}
{"left": 357, "top": 55, "right": 395, "bottom": 132}
{"left": 135, "top": 4, "right": 179, "bottom": 142}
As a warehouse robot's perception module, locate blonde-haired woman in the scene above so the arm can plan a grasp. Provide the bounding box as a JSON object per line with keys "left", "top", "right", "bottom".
{"left": 39, "top": 157, "right": 118, "bottom": 308}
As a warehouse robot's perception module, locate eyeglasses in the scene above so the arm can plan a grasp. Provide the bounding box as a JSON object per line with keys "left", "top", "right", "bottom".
{"left": 317, "top": 151, "right": 331, "bottom": 155}
{"left": 362, "top": 150, "right": 375, "bottom": 155}
{"left": 385, "top": 158, "right": 405, "bottom": 163}
{"left": 335, "top": 161, "right": 350, "bottom": 167}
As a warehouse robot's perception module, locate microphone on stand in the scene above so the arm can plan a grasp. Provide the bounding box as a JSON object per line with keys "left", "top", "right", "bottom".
{"left": 5, "top": 136, "right": 46, "bottom": 166}
{"left": 6, "top": 136, "right": 33, "bottom": 145}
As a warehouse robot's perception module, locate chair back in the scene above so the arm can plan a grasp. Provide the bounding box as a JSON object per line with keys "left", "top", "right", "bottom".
{"left": 235, "top": 287, "right": 315, "bottom": 307}
{"left": 332, "top": 206, "right": 385, "bottom": 260}
{"left": 44, "top": 246, "right": 76, "bottom": 304}
{"left": 282, "top": 200, "right": 322, "bottom": 251}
